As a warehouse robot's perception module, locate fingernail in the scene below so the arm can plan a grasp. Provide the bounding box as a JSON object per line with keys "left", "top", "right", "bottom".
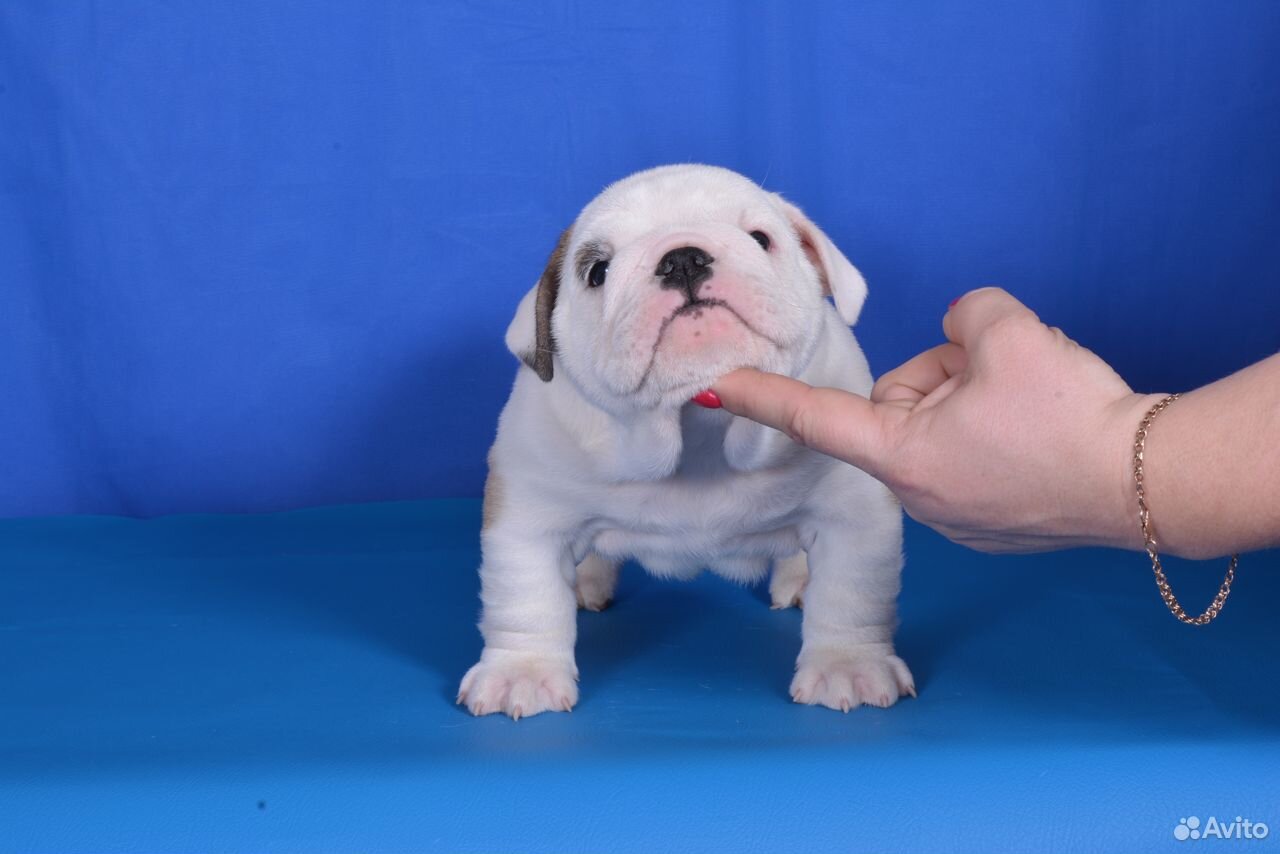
{"left": 948, "top": 295, "right": 962, "bottom": 308}
{"left": 691, "top": 389, "right": 722, "bottom": 409}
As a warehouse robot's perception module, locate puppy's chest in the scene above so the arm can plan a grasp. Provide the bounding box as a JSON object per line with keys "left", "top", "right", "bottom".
{"left": 573, "top": 470, "right": 813, "bottom": 581}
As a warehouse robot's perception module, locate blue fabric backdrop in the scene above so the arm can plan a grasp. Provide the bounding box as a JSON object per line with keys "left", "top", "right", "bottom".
{"left": 2, "top": 2, "right": 1278, "bottom": 518}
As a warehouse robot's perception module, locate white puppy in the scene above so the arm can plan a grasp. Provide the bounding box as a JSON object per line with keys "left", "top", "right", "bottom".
{"left": 459, "top": 164, "right": 914, "bottom": 719}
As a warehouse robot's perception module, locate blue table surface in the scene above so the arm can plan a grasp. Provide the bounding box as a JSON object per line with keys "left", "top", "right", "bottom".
{"left": 2, "top": 500, "right": 1277, "bottom": 853}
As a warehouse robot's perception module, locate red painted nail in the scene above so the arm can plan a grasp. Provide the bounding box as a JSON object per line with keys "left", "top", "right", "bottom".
{"left": 691, "top": 389, "right": 722, "bottom": 409}
{"left": 948, "top": 295, "right": 962, "bottom": 308}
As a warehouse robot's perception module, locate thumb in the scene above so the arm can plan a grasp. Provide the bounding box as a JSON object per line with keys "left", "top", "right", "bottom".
{"left": 713, "top": 368, "right": 889, "bottom": 475}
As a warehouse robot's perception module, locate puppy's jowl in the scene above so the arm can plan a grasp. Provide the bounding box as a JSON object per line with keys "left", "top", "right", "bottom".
{"left": 459, "top": 165, "right": 914, "bottom": 718}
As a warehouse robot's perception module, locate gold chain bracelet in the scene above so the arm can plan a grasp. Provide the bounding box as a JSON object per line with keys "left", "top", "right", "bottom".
{"left": 1133, "top": 393, "right": 1237, "bottom": 625}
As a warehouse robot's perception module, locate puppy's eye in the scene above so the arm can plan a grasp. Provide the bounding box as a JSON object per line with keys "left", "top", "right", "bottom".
{"left": 749, "top": 230, "right": 771, "bottom": 251}
{"left": 587, "top": 260, "right": 609, "bottom": 288}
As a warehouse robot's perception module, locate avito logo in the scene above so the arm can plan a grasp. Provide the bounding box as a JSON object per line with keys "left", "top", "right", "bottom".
{"left": 1175, "top": 816, "right": 1269, "bottom": 842}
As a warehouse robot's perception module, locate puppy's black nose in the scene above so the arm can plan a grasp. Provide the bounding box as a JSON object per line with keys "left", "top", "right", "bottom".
{"left": 656, "top": 246, "right": 714, "bottom": 297}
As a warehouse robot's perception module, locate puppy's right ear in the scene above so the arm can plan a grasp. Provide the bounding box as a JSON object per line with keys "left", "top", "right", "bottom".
{"left": 505, "top": 229, "right": 570, "bottom": 382}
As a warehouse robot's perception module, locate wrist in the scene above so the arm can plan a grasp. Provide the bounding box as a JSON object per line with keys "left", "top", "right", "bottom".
{"left": 1094, "top": 392, "right": 1167, "bottom": 552}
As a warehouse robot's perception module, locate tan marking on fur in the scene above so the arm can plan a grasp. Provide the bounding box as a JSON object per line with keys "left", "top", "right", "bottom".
{"left": 482, "top": 454, "right": 504, "bottom": 531}
{"left": 523, "top": 228, "right": 571, "bottom": 382}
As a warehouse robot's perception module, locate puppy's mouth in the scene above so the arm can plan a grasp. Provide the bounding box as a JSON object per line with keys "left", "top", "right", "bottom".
{"left": 629, "top": 298, "right": 784, "bottom": 394}
{"left": 673, "top": 298, "right": 726, "bottom": 320}
{"left": 661, "top": 298, "right": 781, "bottom": 344}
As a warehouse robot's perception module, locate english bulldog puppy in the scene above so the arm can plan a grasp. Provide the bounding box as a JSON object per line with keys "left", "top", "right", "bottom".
{"left": 459, "top": 164, "right": 914, "bottom": 719}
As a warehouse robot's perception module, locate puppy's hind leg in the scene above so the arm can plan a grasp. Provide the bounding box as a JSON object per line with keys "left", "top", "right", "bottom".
{"left": 769, "top": 552, "right": 809, "bottom": 610}
{"left": 575, "top": 553, "right": 619, "bottom": 612}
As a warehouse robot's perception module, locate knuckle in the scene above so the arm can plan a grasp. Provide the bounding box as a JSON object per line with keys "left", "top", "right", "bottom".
{"left": 982, "top": 313, "right": 1048, "bottom": 355}
{"left": 784, "top": 396, "right": 815, "bottom": 446}
{"left": 785, "top": 388, "right": 847, "bottom": 450}
{"left": 1047, "top": 325, "right": 1079, "bottom": 350}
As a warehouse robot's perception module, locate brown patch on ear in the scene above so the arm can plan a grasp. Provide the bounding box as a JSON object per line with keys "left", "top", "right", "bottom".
{"left": 522, "top": 229, "right": 570, "bottom": 382}
{"left": 795, "top": 228, "right": 831, "bottom": 297}
{"left": 482, "top": 453, "right": 504, "bottom": 531}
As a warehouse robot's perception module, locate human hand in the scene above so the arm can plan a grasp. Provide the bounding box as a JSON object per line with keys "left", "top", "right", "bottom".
{"left": 714, "top": 288, "right": 1157, "bottom": 553}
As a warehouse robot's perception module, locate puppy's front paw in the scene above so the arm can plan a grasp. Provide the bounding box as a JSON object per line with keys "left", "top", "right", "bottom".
{"left": 457, "top": 656, "right": 579, "bottom": 720}
{"left": 791, "top": 646, "right": 915, "bottom": 712}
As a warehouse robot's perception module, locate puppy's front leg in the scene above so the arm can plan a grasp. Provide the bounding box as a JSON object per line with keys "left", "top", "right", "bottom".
{"left": 459, "top": 531, "right": 579, "bottom": 719}
{"left": 792, "top": 517, "right": 915, "bottom": 712}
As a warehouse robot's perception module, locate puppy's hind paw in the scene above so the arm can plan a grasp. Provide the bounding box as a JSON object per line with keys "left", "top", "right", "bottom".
{"left": 790, "top": 646, "right": 915, "bottom": 712}
{"left": 575, "top": 553, "right": 619, "bottom": 612}
{"left": 769, "top": 553, "right": 809, "bottom": 610}
{"left": 457, "top": 657, "right": 579, "bottom": 720}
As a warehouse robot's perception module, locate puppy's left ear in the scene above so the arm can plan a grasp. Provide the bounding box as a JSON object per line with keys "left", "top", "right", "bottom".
{"left": 505, "top": 229, "right": 570, "bottom": 382}
{"left": 775, "top": 197, "right": 867, "bottom": 326}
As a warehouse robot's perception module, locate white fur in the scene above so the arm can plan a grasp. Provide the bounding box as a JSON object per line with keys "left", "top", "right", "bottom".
{"left": 459, "top": 165, "right": 914, "bottom": 719}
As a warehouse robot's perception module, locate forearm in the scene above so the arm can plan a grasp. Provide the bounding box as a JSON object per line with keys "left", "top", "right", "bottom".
{"left": 1133, "top": 352, "right": 1280, "bottom": 559}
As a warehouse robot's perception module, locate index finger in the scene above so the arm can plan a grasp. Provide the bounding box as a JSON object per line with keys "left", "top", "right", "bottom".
{"left": 712, "top": 368, "right": 889, "bottom": 474}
